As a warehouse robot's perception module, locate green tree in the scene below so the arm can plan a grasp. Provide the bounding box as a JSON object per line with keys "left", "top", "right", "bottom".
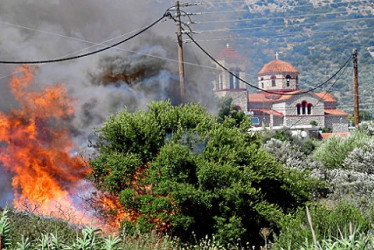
{"left": 90, "top": 100, "right": 319, "bottom": 245}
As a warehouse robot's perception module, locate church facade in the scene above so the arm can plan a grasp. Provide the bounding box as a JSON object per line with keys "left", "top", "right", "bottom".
{"left": 213, "top": 45, "right": 349, "bottom": 134}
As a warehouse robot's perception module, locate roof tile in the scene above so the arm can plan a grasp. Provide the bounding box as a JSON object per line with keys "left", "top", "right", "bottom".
{"left": 258, "top": 59, "right": 299, "bottom": 75}
{"left": 315, "top": 91, "right": 337, "bottom": 103}
{"left": 216, "top": 48, "right": 246, "bottom": 60}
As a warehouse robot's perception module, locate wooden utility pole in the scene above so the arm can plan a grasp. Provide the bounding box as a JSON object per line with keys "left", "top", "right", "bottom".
{"left": 176, "top": 1, "right": 185, "bottom": 104}
{"left": 353, "top": 48, "right": 359, "bottom": 126}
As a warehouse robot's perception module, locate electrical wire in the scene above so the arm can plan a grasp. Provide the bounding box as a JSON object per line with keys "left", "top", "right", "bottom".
{"left": 185, "top": 26, "right": 373, "bottom": 43}
{"left": 189, "top": 0, "right": 369, "bottom": 6}
{"left": 188, "top": 0, "right": 372, "bottom": 14}
{"left": 0, "top": 12, "right": 170, "bottom": 65}
{"left": 182, "top": 26, "right": 352, "bottom": 96}
{"left": 285, "top": 60, "right": 350, "bottom": 130}
{"left": 195, "top": 16, "right": 374, "bottom": 34}
{"left": 194, "top": 10, "right": 351, "bottom": 24}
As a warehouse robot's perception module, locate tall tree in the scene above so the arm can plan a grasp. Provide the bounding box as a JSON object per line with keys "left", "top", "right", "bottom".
{"left": 90, "top": 100, "right": 319, "bottom": 245}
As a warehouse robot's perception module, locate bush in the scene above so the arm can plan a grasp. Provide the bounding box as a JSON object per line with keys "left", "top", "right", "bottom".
{"left": 273, "top": 201, "right": 373, "bottom": 249}
{"left": 296, "top": 229, "right": 374, "bottom": 249}
{"left": 313, "top": 132, "right": 371, "bottom": 169}
{"left": 343, "top": 140, "right": 374, "bottom": 174}
{"left": 356, "top": 120, "right": 374, "bottom": 136}
{"left": 263, "top": 138, "right": 374, "bottom": 201}
{"left": 90, "top": 100, "right": 319, "bottom": 245}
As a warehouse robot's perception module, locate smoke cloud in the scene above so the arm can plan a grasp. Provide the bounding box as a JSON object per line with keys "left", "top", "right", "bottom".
{"left": 0, "top": 0, "right": 219, "bottom": 205}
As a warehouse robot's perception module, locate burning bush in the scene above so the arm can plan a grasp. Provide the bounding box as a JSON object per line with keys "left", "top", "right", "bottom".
{"left": 0, "top": 66, "right": 95, "bottom": 226}
{"left": 90, "top": 101, "right": 320, "bottom": 245}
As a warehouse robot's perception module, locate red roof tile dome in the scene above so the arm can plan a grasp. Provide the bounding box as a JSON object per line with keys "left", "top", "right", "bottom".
{"left": 216, "top": 44, "right": 246, "bottom": 60}
{"left": 258, "top": 59, "right": 299, "bottom": 75}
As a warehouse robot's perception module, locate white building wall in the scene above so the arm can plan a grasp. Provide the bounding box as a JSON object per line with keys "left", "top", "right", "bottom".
{"left": 258, "top": 73, "right": 299, "bottom": 90}
{"left": 214, "top": 59, "right": 246, "bottom": 90}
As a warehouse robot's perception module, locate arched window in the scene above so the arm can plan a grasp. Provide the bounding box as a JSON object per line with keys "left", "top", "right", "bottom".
{"left": 229, "top": 70, "right": 234, "bottom": 89}
{"left": 260, "top": 77, "right": 264, "bottom": 89}
{"left": 302, "top": 101, "right": 307, "bottom": 115}
{"left": 271, "top": 75, "right": 276, "bottom": 87}
{"left": 307, "top": 103, "right": 313, "bottom": 115}
{"left": 217, "top": 74, "right": 222, "bottom": 90}
{"left": 235, "top": 69, "right": 240, "bottom": 89}
{"left": 286, "top": 75, "right": 291, "bottom": 87}
{"left": 296, "top": 104, "right": 301, "bottom": 115}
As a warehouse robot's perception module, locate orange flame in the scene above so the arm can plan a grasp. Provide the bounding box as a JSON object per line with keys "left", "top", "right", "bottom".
{"left": 0, "top": 66, "right": 92, "bottom": 224}
{"left": 0, "top": 66, "right": 175, "bottom": 232}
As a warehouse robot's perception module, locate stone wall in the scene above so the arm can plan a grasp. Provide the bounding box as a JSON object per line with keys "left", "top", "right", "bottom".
{"left": 284, "top": 115, "right": 325, "bottom": 128}
{"left": 285, "top": 93, "right": 325, "bottom": 116}
{"left": 248, "top": 102, "right": 272, "bottom": 110}
{"left": 325, "top": 115, "right": 349, "bottom": 132}
{"left": 215, "top": 90, "right": 248, "bottom": 111}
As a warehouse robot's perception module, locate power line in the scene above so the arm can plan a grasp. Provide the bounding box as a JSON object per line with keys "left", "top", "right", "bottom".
{"left": 0, "top": 17, "right": 232, "bottom": 77}
{"left": 194, "top": 10, "right": 351, "bottom": 24}
{"left": 185, "top": 27, "right": 373, "bottom": 43}
{"left": 182, "top": 26, "right": 352, "bottom": 96}
{"left": 195, "top": 16, "right": 374, "bottom": 34}
{"left": 188, "top": 0, "right": 372, "bottom": 14}
{"left": 285, "top": 59, "right": 350, "bottom": 130}
{"left": 0, "top": 12, "right": 170, "bottom": 64}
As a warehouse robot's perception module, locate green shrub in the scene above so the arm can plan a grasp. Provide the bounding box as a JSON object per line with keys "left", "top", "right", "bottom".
{"left": 0, "top": 208, "right": 11, "bottom": 249}
{"left": 297, "top": 229, "right": 373, "bottom": 249}
{"left": 90, "top": 101, "right": 319, "bottom": 245}
{"left": 313, "top": 132, "right": 371, "bottom": 169}
{"left": 273, "top": 201, "right": 373, "bottom": 249}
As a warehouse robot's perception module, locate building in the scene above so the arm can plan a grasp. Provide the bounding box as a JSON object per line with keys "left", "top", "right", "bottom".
{"left": 213, "top": 45, "right": 349, "bottom": 135}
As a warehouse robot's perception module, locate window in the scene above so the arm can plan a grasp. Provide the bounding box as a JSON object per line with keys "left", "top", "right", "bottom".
{"left": 307, "top": 103, "right": 313, "bottom": 114}
{"left": 302, "top": 101, "right": 307, "bottom": 115}
{"left": 260, "top": 77, "right": 264, "bottom": 89}
{"left": 235, "top": 69, "right": 240, "bottom": 89}
{"left": 271, "top": 75, "right": 276, "bottom": 87}
{"left": 229, "top": 72, "right": 234, "bottom": 89}
{"left": 217, "top": 74, "right": 222, "bottom": 90}
{"left": 286, "top": 75, "right": 291, "bottom": 87}
{"left": 297, "top": 101, "right": 312, "bottom": 115}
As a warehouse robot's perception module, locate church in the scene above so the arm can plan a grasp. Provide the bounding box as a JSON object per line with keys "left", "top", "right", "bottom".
{"left": 213, "top": 45, "right": 349, "bottom": 136}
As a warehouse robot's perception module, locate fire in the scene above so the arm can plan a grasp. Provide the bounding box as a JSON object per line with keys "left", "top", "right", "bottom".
{"left": 92, "top": 193, "right": 139, "bottom": 232}
{"left": 0, "top": 65, "right": 92, "bottom": 224}
{"left": 0, "top": 66, "right": 172, "bottom": 232}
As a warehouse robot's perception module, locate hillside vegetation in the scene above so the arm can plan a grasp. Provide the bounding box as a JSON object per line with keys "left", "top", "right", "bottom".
{"left": 191, "top": 0, "right": 374, "bottom": 114}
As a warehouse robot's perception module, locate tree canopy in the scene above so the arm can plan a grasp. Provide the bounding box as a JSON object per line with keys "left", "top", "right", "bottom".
{"left": 90, "top": 100, "right": 319, "bottom": 245}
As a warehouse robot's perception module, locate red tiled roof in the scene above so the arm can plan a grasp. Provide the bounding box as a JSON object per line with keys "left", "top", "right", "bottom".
{"left": 320, "top": 132, "right": 349, "bottom": 139}
{"left": 324, "top": 108, "right": 349, "bottom": 116}
{"left": 258, "top": 59, "right": 299, "bottom": 75}
{"left": 248, "top": 90, "right": 302, "bottom": 103}
{"left": 216, "top": 47, "right": 246, "bottom": 60}
{"left": 251, "top": 109, "right": 284, "bottom": 116}
{"left": 315, "top": 91, "right": 337, "bottom": 103}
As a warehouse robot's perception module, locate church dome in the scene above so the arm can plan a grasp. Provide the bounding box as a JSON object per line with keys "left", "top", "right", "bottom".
{"left": 258, "top": 59, "right": 299, "bottom": 76}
